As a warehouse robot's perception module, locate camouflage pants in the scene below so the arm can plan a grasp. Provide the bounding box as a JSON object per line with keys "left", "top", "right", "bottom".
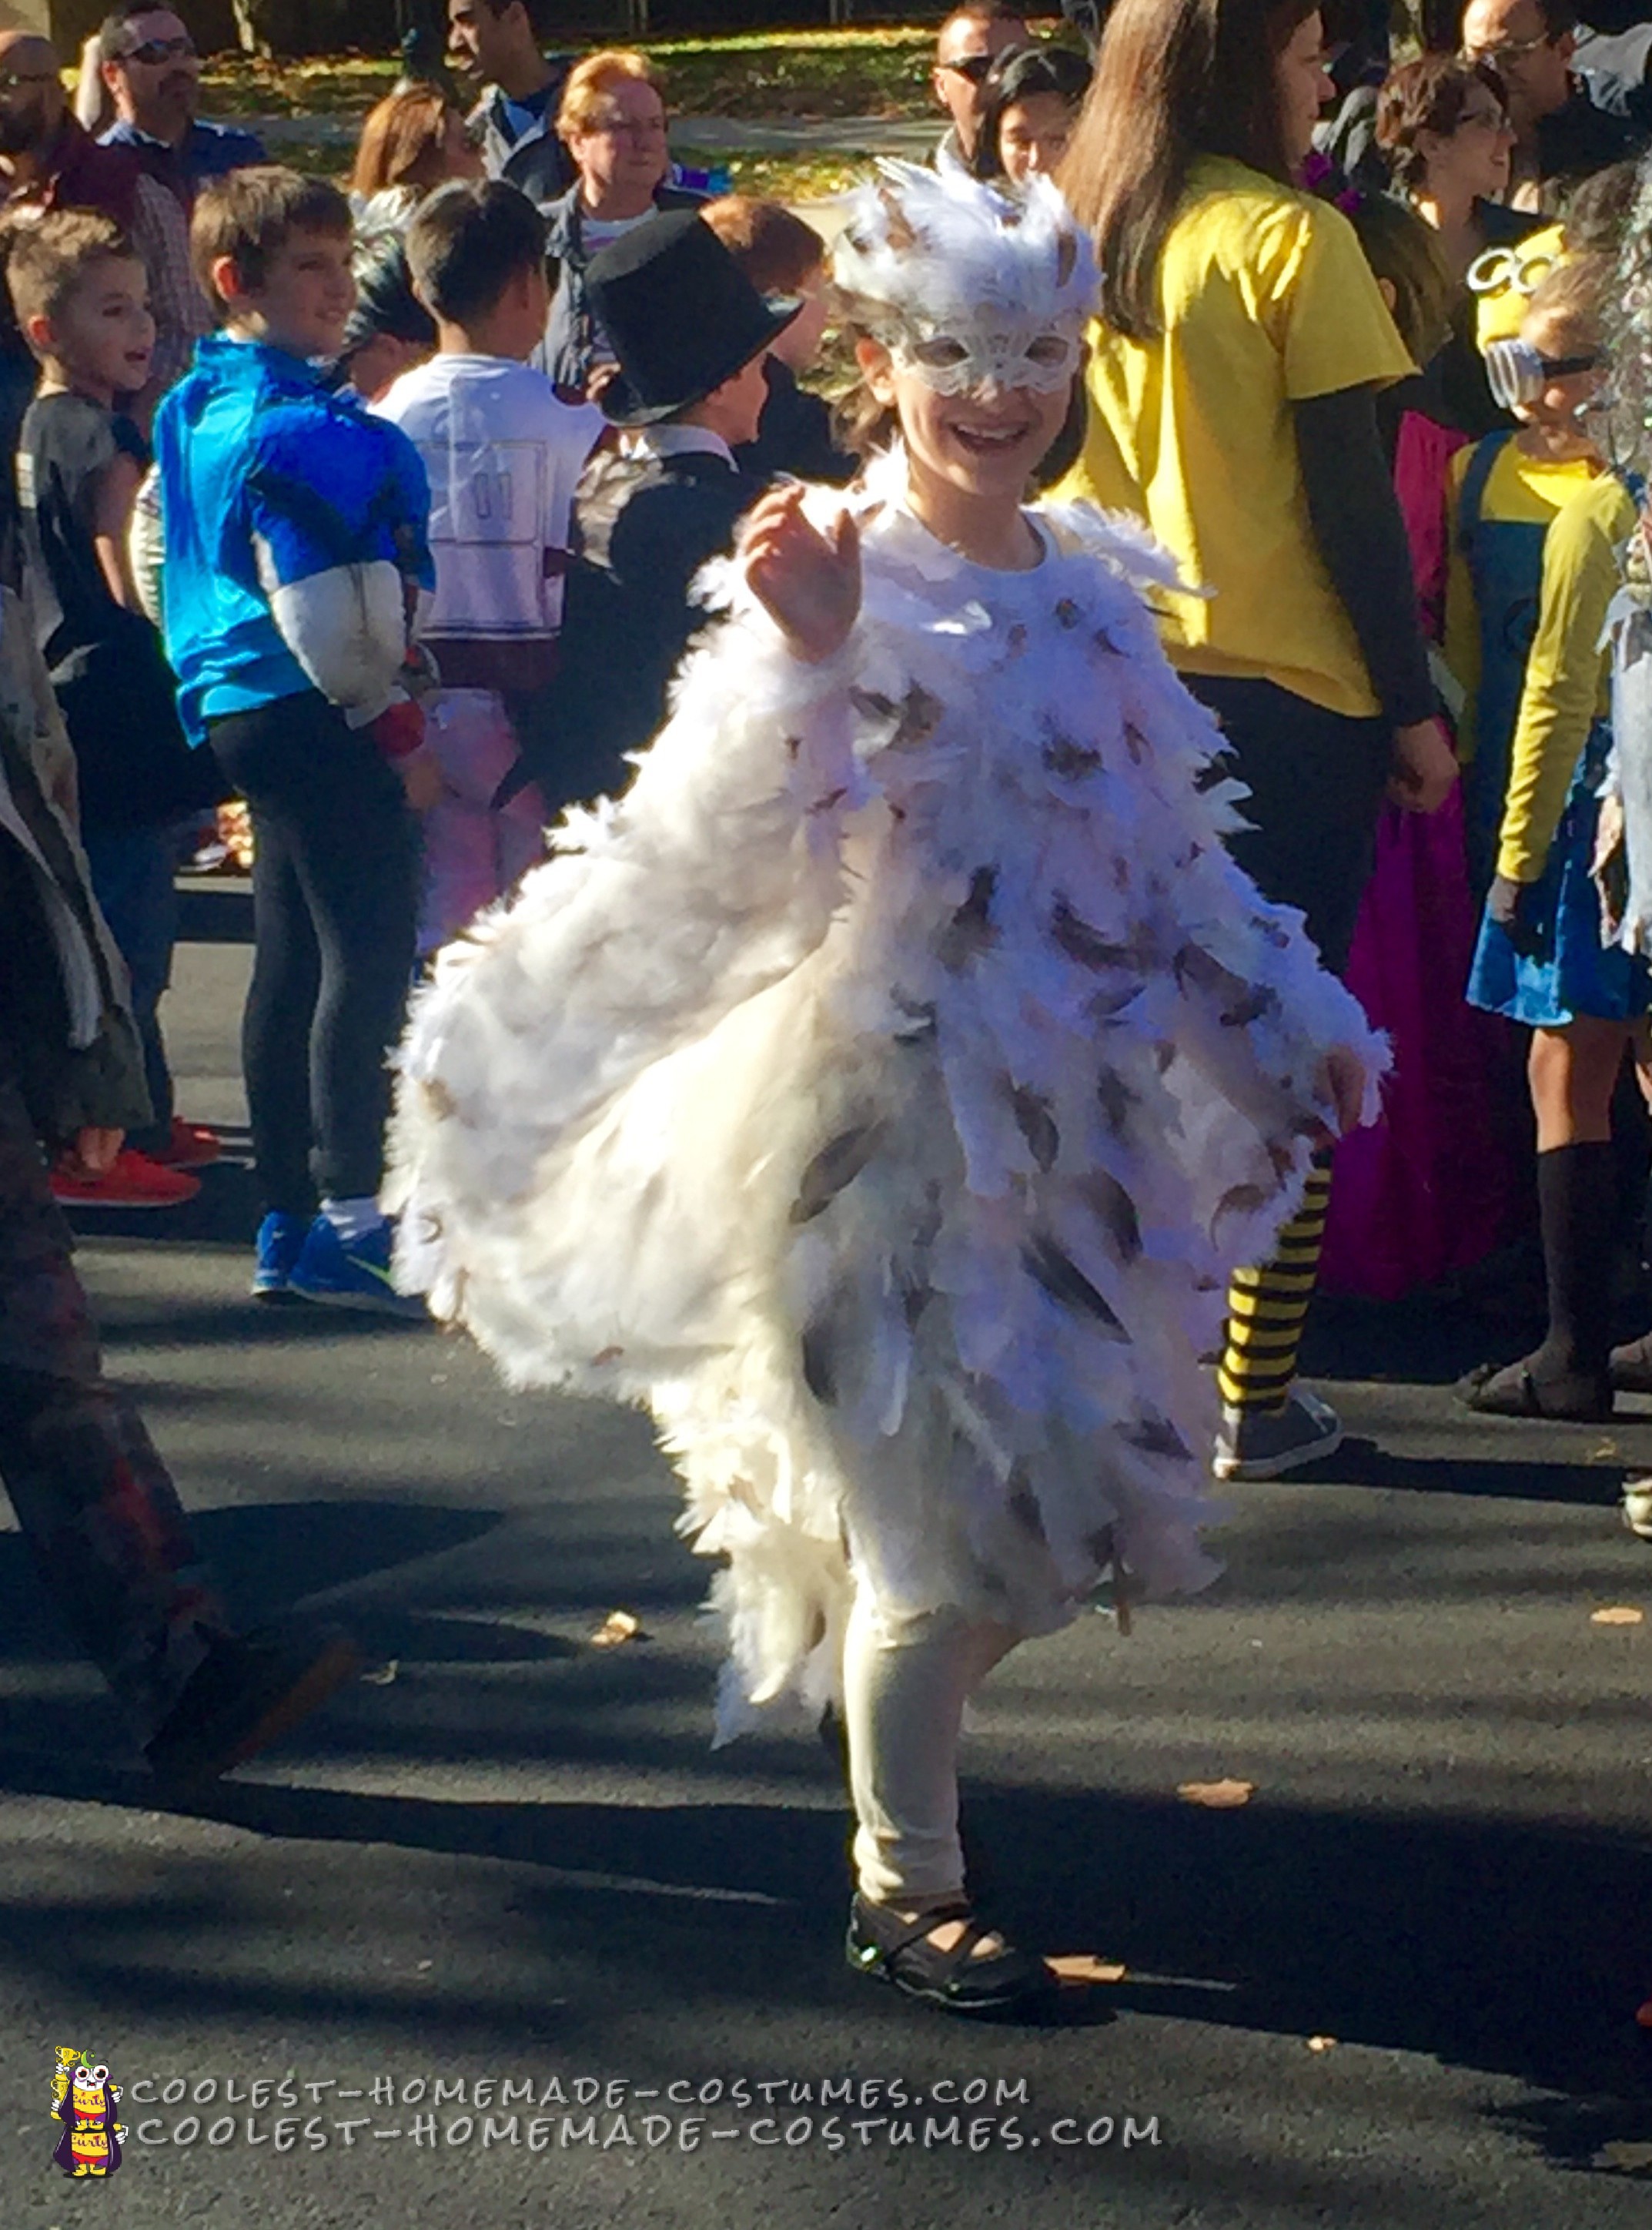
{"left": 0, "top": 1070, "right": 232, "bottom": 1746}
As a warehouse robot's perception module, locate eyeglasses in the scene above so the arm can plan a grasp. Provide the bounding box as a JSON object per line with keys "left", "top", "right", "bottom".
{"left": 940, "top": 53, "right": 996, "bottom": 84}
{"left": 1460, "top": 30, "right": 1551, "bottom": 65}
{"left": 0, "top": 69, "right": 57, "bottom": 93}
{"left": 587, "top": 112, "right": 666, "bottom": 139}
{"left": 119, "top": 34, "right": 196, "bottom": 65}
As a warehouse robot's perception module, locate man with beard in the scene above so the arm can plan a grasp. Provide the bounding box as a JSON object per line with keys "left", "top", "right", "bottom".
{"left": 0, "top": 28, "right": 208, "bottom": 396}
{"left": 95, "top": 5, "right": 264, "bottom": 213}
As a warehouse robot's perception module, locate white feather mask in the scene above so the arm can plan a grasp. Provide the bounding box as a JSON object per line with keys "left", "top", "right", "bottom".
{"left": 831, "top": 159, "right": 1099, "bottom": 397}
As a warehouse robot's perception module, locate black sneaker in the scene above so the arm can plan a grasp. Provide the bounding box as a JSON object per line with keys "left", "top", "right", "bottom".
{"left": 142, "top": 1621, "right": 363, "bottom": 1789}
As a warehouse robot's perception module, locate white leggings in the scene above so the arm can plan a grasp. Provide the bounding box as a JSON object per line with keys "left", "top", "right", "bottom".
{"left": 841, "top": 1585, "right": 1022, "bottom": 1905}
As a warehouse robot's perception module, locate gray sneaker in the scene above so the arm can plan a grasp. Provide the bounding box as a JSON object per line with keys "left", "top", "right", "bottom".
{"left": 1212, "top": 1387, "right": 1343, "bottom": 1482}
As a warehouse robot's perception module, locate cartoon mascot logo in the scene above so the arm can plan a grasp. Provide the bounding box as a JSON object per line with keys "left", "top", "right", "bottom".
{"left": 50, "top": 2050, "right": 126, "bottom": 2178}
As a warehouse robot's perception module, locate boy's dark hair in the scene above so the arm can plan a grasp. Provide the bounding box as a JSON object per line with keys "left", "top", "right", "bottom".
{"left": 701, "top": 196, "right": 824, "bottom": 298}
{"left": 405, "top": 179, "right": 546, "bottom": 326}
{"left": 191, "top": 166, "right": 352, "bottom": 315}
{"left": 6, "top": 209, "right": 140, "bottom": 344}
{"left": 1343, "top": 193, "right": 1453, "bottom": 366}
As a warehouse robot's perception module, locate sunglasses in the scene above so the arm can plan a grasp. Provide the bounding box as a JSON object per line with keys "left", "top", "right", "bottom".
{"left": 119, "top": 34, "right": 196, "bottom": 65}
{"left": 941, "top": 53, "right": 996, "bottom": 84}
{"left": 1460, "top": 29, "right": 1551, "bottom": 64}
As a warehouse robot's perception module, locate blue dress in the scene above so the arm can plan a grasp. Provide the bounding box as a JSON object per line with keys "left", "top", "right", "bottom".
{"left": 1466, "top": 718, "right": 1650, "bottom": 1024}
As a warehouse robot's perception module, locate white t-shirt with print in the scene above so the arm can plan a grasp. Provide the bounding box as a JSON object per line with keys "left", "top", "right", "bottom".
{"left": 374, "top": 354, "right": 603, "bottom": 643}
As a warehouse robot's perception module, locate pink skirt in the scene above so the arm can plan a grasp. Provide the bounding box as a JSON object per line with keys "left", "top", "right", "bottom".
{"left": 1319, "top": 789, "right": 1517, "bottom": 1300}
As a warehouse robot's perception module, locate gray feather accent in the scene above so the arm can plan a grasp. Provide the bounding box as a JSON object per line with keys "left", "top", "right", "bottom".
{"left": 1076, "top": 1169, "right": 1142, "bottom": 1262}
{"left": 1009, "top": 1083, "right": 1059, "bottom": 1172}
{"left": 937, "top": 866, "right": 999, "bottom": 971}
{"left": 790, "top": 1120, "right": 890, "bottom": 1224}
{"left": 1022, "top": 1232, "right": 1129, "bottom": 1337}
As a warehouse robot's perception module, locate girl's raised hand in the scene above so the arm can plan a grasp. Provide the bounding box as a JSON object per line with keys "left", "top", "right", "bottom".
{"left": 741, "top": 485, "right": 861, "bottom": 665}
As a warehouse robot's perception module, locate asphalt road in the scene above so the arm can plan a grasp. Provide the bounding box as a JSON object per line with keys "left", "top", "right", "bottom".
{"left": 5, "top": 882, "right": 1652, "bottom": 2228}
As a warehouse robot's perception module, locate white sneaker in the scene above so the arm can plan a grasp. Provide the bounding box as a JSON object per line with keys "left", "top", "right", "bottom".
{"left": 1212, "top": 1386, "right": 1343, "bottom": 1482}
{"left": 1621, "top": 1478, "right": 1652, "bottom": 1540}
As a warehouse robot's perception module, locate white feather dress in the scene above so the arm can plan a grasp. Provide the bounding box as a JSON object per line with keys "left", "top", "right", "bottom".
{"left": 386, "top": 456, "right": 1388, "bottom": 1741}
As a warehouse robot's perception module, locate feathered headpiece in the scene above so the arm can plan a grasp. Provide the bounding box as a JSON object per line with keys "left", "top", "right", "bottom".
{"left": 1607, "top": 154, "right": 1652, "bottom": 474}
{"left": 831, "top": 159, "right": 1099, "bottom": 397}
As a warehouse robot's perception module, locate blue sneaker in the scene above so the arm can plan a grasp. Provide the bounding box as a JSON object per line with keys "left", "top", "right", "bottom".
{"left": 287, "top": 1214, "right": 427, "bottom": 1318}
{"left": 252, "top": 1211, "right": 307, "bottom": 1301}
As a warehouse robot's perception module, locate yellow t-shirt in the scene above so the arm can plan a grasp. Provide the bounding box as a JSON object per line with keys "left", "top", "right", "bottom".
{"left": 1058, "top": 154, "right": 1415, "bottom": 718}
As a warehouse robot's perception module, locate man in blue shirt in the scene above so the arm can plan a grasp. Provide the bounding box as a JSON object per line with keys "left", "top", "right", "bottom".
{"left": 95, "top": 3, "right": 263, "bottom": 210}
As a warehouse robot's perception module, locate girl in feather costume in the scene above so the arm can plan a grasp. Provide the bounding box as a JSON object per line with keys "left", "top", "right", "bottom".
{"left": 385, "top": 164, "right": 1385, "bottom": 2017}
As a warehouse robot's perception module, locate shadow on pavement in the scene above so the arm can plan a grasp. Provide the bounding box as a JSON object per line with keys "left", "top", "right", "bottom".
{"left": 0, "top": 1750, "right": 1644, "bottom": 2111}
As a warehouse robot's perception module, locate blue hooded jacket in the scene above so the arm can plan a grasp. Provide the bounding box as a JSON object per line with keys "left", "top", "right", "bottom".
{"left": 153, "top": 333, "right": 432, "bottom": 744}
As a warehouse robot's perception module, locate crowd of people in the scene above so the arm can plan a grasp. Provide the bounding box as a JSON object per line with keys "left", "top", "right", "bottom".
{"left": 7, "top": 0, "right": 1652, "bottom": 2016}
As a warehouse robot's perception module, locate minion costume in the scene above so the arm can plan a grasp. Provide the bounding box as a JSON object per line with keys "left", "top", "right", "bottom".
{"left": 52, "top": 2062, "right": 125, "bottom": 2177}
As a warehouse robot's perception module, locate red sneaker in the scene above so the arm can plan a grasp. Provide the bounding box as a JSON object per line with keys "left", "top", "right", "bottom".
{"left": 148, "top": 1117, "right": 222, "bottom": 1170}
{"left": 51, "top": 1148, "right": 201, "bottom": 1208}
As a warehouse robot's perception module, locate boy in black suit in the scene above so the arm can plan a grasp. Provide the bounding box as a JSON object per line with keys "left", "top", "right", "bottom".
{"left": 523, "top": 209, "right": 798, "bottom": 815}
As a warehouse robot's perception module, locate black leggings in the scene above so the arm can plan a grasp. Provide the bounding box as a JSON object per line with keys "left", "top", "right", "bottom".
{"left": 1182, "top": 674, "right": 1391, "bottom": 979}
{"left": 209, "top": 692, "right": 419, "bottom": 1217}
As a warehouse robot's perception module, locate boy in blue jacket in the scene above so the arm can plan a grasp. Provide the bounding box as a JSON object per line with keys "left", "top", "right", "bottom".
{"left": 153, "top": 167, "right": 436, "bottom": 1310}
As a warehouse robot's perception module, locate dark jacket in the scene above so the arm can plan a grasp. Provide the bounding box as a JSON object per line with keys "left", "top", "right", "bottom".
{"left": 735, "top": 359, "right": 857, "bottom": 487}
{"left": 0, "top": 594, "right": 147, "bottom": 1143}
{"left": 470, "top": 64, "right": 576, "bottom": 210}
{"left": 541, "top": 180, "right": 706, "bottom": 396}
{"left": 519, "top": 445, "right": 766, "bottom": 812}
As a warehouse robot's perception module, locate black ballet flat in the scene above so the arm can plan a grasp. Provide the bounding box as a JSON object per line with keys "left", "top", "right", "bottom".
{"left": 1454, "top": 1358, "right": 1614, "bottom": 1421}
{"left": 845, "top": 1895, "right": 1055, "bottom": 2018}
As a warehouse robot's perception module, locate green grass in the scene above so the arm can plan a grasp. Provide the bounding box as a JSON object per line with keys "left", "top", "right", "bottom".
{"left": 200, "top": 18, "right": 1071, "bottom": 122}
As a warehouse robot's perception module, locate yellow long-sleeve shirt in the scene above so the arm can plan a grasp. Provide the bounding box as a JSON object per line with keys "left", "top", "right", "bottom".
{"left": 1442, "top": 438, "right": 1603, "bottom": 772}
{"left": 1494, "top": 470, "right": 1634, "bottom": 883}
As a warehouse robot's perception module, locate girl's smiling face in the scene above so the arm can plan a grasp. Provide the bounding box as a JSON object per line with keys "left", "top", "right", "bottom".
{"left": 856, "top": 333, "right": 1074, "bottom": 507}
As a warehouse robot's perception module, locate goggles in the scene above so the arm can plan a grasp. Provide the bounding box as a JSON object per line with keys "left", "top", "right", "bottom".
{"left": 1484, "top": 337, "right": 1602, "bottom": 408}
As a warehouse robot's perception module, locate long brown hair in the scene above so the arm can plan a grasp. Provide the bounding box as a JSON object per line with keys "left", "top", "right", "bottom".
{"left": 1060, "top": 0, "right": 1317, "bottom": 339}
{"left": 350, "top": 87, "right": 462, "bottom": 199}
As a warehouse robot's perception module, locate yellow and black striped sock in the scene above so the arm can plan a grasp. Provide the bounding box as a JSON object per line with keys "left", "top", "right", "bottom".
{"left": 1217, "top": 1157, "right": 1333, "bottom": 1416}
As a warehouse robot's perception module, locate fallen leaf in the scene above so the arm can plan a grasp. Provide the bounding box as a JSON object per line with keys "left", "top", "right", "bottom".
{"left": 1306, "top": 2035, "right": 1337, "bottom": 2053}
{"left": 1177, "top": 1778, "right": 1255, "bottom": 1808}
{"left": 1590, "top": 1606, "right": 1645, "bottom": 1626}
{"left": 590, "top": 1610, "right": 643, "bottom": 1647}
{"left": 1597, "top": 2141, "right": 1652, "bottom": 2171}
{"left": 1593, "top": 1439, "right": 1620, "bottom": 1460}
{"left": 360, "top": 1659, "right": 399, "bottom": 1685}
{"left": 1046, "top": 1954, "right": 1129, "bottom": 1984}
{"left": 416, "top": 1960, "right": 433, "bottom": 1971}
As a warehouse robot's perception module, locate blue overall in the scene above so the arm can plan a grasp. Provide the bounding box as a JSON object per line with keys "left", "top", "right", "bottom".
{"left": 1464, "top": 455, "right": 1650, "bottom": 1027}
{"left": 1456, "top": 429, "right": 1549, "bottom": 906}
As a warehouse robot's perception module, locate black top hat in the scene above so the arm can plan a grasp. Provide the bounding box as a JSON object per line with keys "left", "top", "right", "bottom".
{"left": 587, "top": 209, "right": 800, "bottom": 428}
